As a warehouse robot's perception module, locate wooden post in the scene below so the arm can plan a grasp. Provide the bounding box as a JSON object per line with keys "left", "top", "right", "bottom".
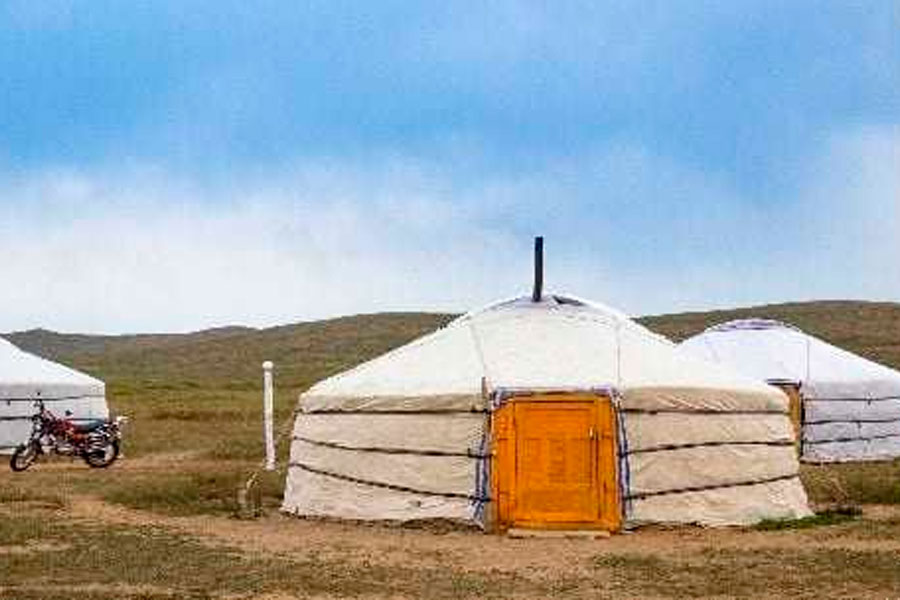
{"left": 262, "top": 361, "right": 275, "bottom": 471}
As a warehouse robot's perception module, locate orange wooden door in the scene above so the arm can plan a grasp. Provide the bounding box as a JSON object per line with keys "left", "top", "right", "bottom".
{"left": 513, "top": 401, "right": 598, "bottom": 524}
{"left": 491, "top": 394, "right": 621, "bottom": 531}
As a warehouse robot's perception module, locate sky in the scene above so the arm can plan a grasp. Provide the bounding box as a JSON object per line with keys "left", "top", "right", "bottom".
{"left": 0, "top": 1, "right": 898, "bottom": 333}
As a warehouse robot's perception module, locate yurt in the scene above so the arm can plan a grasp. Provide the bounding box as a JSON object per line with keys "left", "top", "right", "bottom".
{"left": 679, "top": 319, "right": 900, "bottom": 463}
{"left": 283, "top": 294, "right": 810, "bottom": 532}
{"left": 0, "top": 338, "right": 108, "bottom": 453}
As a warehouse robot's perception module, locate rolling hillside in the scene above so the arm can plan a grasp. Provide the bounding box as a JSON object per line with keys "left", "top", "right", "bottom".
{"left": 3, "top": 313, "right": 454, "bottom": 394}
{"left": 641, "top": 300, "right": 900, "bottom": 369}
{"left": 4, "top": 300, "right": 900, "bottom": 397}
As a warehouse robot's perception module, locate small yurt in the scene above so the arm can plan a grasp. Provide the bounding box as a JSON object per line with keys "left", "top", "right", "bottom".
{"left": 0, "top": 338, "right": 108, "bottom": 453}
{"left": 679, "top": 319, "right": 900, "bottom": 463}
{"left": 283, "top": 294, "right": 810, "bottom": 532}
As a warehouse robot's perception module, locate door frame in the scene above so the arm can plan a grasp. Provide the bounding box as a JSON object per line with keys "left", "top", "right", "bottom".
{"left": 490, "top": 390, "right": 621, "bottom": 533}
{"left": 771, "top": 381, "right": 804, "bottom": 456}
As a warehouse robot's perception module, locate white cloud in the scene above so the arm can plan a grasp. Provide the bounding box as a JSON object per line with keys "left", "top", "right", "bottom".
{"left": 789, "top": 125, "right": 900, "bottom": 298}
{"left": 0, "top": 125, "right": 896, "bottom": 333}
{"left": 0, "top": 162, "right": 527, "bottom": 333}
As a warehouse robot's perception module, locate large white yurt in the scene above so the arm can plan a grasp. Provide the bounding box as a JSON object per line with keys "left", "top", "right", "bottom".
{"left": 679, "top": 319, "right": 900, "bottom": 463}
{"left": 0, "top": 338, "right": 108, "bottom": 453}
{"left": 283, "top": 295, "right": 810, "bottom": 532}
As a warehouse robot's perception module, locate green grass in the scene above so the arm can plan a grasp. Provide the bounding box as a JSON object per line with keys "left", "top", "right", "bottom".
{"left": 0, "top": 512, "right": 536, "bottom": 600}
{"left": 801, "top": 461, "right": 900, "bottom": 505}
{"left": 0, "top": 486, "right": 67, "bottom": 510}
{"left": 753, "top": 506, "right": 862, "bottom": 531}
{"left": 593, "top": 547, "right": 900, "bottom": 598}
{"left": 101, "top": 472, "right": 244, "bottom": 516}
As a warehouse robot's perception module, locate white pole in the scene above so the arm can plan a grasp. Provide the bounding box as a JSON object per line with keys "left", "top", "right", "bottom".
{"left": 262, "top": 360, "right": 275, "bottom": 471}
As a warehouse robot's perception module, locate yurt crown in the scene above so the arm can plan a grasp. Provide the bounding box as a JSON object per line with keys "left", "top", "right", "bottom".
{"left": 705, "top": 319, "right": 802, "bottom": 334}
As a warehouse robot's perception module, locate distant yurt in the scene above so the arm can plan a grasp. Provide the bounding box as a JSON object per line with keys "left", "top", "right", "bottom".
{"left": 283, "top": 295, "right": 810, "bottom": 532}
{"left": 0, "top": 338, "right": 108, "bottom": 453}
{"left": 679, "top": 319, "right": 900, "bottom": 463}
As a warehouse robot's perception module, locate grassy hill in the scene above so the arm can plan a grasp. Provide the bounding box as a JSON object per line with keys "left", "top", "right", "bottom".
{"left": 6, "top": 300, "right": 900, "bottom": 395}
{"left": 640, "top": 300, "right": 900, "bottom": 369}
{"left": 4, "top": 313, "right": 455, "bottom": 395}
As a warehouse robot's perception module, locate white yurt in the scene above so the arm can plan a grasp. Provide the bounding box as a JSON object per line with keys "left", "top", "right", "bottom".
{"left": 283, "top": 294, "right": 810, "bottom": 532}
{"left": 679, "top": 319, "right": 900, "bottom": 463}
{"left": 0, "top": 338, "right": 108, "bottom": 453}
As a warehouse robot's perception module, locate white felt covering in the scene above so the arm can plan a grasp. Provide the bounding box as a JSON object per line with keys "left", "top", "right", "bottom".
{"left": 284, "top": 295, "right": 810, "bottom": 528}
{"left": 679, "top": 319, "right": 900, "bottom": 462}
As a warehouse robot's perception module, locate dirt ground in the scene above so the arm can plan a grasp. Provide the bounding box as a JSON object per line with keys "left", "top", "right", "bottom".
{"left": 55, "top": 494, "right": 900, "bottom": 574}
{"left": 5, "top": 495, "right": 900, "bottom": 599}
{"left": 3, "top": 455, "right": 900, "bottom": 599}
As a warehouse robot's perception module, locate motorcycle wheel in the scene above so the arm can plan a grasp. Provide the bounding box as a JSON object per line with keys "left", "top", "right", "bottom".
{"left": 83, "top": 440, "right": 120, "bottom": 468}
{"left": 10, "top": 443, "right": 39, "bottom": 472}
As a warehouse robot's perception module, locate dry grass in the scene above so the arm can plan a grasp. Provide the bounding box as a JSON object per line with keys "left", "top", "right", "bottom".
{"left": 801, "top": 461, "right": 900, "bottom": 505}
{"left": 752, "top": 506, "right": 862, "bottom": 531}
{"left": 0, "top": 510, "right": 538, "bottom": 600}
{"left": 593, "top": 546, "right": 900, "bottom": 599}
{"left": 3, "top": 496, "right": 900, "bottom": 599}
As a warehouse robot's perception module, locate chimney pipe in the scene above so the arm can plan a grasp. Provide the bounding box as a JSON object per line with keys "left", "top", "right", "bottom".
{"left": 532, "top": 236, "right": 544, "bottom": 302}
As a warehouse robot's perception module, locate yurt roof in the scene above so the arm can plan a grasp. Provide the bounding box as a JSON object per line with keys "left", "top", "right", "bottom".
{"left": 301, "top": 293, "right": 782, "bottom": 412}
{"left": 0, "top": 338, "right": 104, "bottom": 399}
{"left": 679, "top": 318, "right": 900, "bottom": 399}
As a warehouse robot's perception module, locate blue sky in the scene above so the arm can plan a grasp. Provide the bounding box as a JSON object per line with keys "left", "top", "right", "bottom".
{"left": 0, "top": 1, "right": 898, "bottom": 332}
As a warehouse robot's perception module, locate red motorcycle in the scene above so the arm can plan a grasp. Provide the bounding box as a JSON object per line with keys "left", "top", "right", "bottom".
{"left": 9, "top": 400, "right": 126, "bottom": 471}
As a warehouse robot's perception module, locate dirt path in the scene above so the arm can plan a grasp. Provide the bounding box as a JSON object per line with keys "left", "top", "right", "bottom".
{"left": 27, "top": 450, "right": 223, "bottom": 473}
{"left": 59, "top": 495, "right": 900, "bottom": 578}
{"left": 3, "top": 488, "right": 900, "bottom": 599}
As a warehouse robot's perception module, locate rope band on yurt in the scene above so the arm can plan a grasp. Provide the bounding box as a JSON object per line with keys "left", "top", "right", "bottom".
{"left": 805, "top": 417, "right": 900, "bottom": 425}
{"left": 611, "top": 391, "right": 633, "bottom": 522}
{"left": 0, "top": 415, "right": 100, "bottom": 422}
{"left": 804, "top": 396, "right": 900, "bottom": 403}
{"left": 465, "top": 316, "right": 493, "bottom": 527}
{"left": 805, "top": 433, "right": 900, "bottom": 445}
{"left": 621, "top": 408, "right": 789, "bottom": 416}
{"left": 289, "top": 461, "right": 490, "bottom": 502}
{"left": 291, "top": 435, "right": 491, "bottom": 458}
{"left": 1, "top": 394, "right": 102, "bottom": 403}
{"left": 624, "top": 439, "right": 795, "bottom": 455}
{"left": 624, "top": 473, "right": 801, "bottom": 501}
{"left": 472, "top": 421, "right": 491, "bottom": 523}
{"left": 303, "top": 409, "right": 488, "bottom": 415}
{"left": 471, "top": 383, "right": 494, "bottom": 525}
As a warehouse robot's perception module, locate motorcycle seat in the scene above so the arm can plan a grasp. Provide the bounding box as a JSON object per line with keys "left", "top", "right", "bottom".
{"left": 72, "top": 420, "right": 106, "bottom": 433}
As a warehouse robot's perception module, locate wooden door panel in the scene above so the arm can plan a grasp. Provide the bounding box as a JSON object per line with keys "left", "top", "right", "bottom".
{"left": 491, "top": 394, "right": 621, "bottom": 532}
{"left": 514, "top": 402, "right": 597, "bottom": 523}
